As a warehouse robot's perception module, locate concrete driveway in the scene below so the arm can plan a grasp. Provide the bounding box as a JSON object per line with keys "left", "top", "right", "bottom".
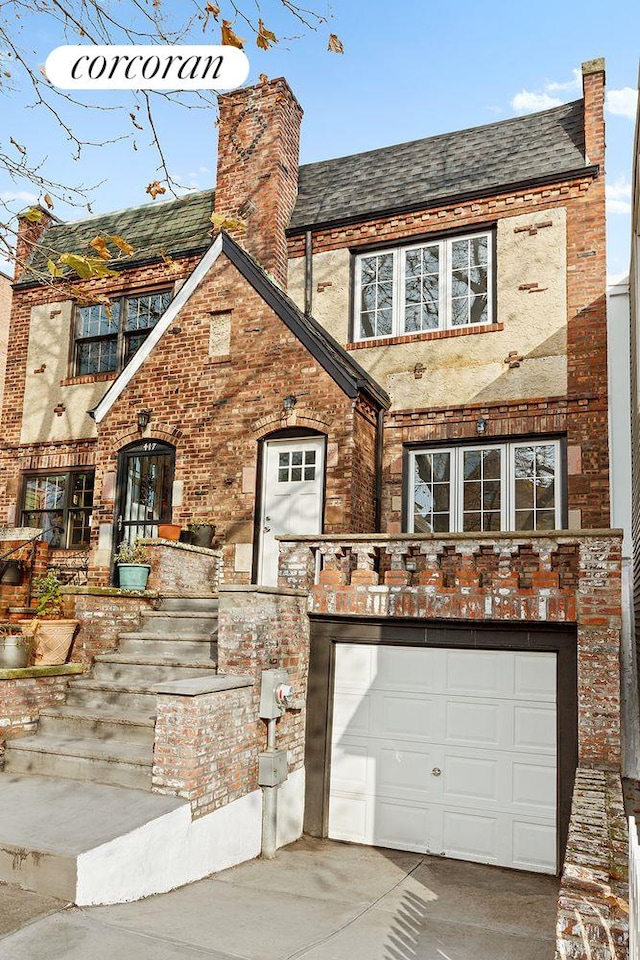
{"left": 0, "top": 837, "right": 558, "bottom": 960}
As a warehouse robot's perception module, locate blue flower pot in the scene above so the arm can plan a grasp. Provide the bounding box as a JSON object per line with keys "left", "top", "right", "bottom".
{"left": 117, "top": 563, "right": 151, "bottom": 590}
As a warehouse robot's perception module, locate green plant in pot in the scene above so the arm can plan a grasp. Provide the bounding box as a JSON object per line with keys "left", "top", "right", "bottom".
{"left": 186, "top": 517, "right": 217, "bottom": 549}
{"left": 114, "top": 539, "right": 151, "bottom": 590}
{"left": 20, "top": 570, "right": 78, "bottom": 666}
{"left": 0, "top": 621, "right": 33, "bottom": 669}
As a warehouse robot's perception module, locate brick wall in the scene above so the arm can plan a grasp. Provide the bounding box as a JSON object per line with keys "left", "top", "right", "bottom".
{"left": 62, "top": 588, "right": 156, "bottom": 664}
{"left": 152, "top": 677, "right": 255, "bottom": 817}
{"left": 0, "top": 673, "right": 70, "bottom": 765}
{"left": 143, "top": 540, "right": 222, "bottom": 595}
{"left": 279, "top": 531, "right": 622, "bottom": 770}
{"left": 556, "top": 768, "right": 628, "bottom": 960}
{"left": 0, "top": 271, "right": 11, "bottom": 420}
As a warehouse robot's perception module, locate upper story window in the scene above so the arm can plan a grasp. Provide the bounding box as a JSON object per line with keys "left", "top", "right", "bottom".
{"left": 73, "top": 289, "right": 172, "bottom": 376}
{"left": 355, "top": 231, "right": 492, "bottom": 341}
{"left": 408, "top": 440, "right": 562, "bottom": 534}
{"left": 20, "top": 470, "right": 95, "bottom": 548}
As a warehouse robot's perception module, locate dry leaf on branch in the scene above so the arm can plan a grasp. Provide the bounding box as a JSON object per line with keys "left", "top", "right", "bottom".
{"left": 221, "top": 20, "right": 245, "bottom": 49}
{"left": 210, "top": 212, "right": 247, "bottom": 233}
{"left": 257, "top": 19, "right": 277, "bottom": 50}
{"left": 43, "top": 194, "right": 54, "bottom": 210}
{"left": 327, "top": 34, "right": 344, "bottom": 54}
{"left": 146, "top": 181, "right": 167, "bottom": 199}
{"left": 89, "top": 236, "right": 112, "bottom": 261}
{"left": 22, "top": 207, "right": 43, "bottom": 223}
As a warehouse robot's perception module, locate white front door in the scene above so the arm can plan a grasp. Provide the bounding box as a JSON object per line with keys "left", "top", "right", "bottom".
{"left": 258, "top": 437, "right": 325, "bottom": 586}
{"left": 329, "top": 644, "right": 557, "bottom": 873}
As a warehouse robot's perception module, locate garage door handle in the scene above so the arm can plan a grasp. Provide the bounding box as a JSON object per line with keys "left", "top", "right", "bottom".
{"left": 431, "top": 767, "right": 441, "bottom": 777}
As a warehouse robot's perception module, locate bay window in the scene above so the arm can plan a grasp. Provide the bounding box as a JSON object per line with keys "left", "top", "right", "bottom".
{"left": 408, "top": 440, "right": 562, "bottom": 534}
{"left": 355, "top": 231, "right": 492, "bottom": 341}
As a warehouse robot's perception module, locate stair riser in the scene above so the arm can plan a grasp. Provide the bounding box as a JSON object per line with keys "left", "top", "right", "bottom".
{"left": 117, "top": 638, "right": 217, "bottom": 659}
{"left": 0, "top": 844, "right": 77, "bottom": 901}
{"left": 38, "top": 714, "right": 155, "bottom": 747}
{"left": 92, "top": 663, "right": 216, "bottom": 684}
{"left": 158, "top": 598, "right": 219, "bottom": 612}
{"left": 66, "top": 689, "right": 158, "bottom": 712}
{"left": 4, "top": 749, "right": 151, "bottom": 791}
{"left": 139, "top": 615, "right": 219, "bottom": 635}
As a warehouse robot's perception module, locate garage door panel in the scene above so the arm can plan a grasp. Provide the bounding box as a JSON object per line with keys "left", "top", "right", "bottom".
{"left": 514, "top": 653, "right": 556, "bottom": 700}
{"left": 511, "top": 820, "right": 557, "bottom": 872}
{"left": 329, "top": 644, "right": 558, "bottom": 874}
{"left": 513, "top": 704, "right": 556, "bottom": 751}
{"left": 334, "top": 644, "right": 376, "bottom": 688}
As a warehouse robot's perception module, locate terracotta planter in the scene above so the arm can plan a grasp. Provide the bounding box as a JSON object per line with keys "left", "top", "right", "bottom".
{"left": 21, "top": 619, "right": 78, "bottom": 666}
{"left": 158, "top": 523, "right": 181, "bottom": 541}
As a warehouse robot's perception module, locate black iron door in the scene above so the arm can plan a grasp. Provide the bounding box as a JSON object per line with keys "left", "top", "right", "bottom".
{"left": 115, "top": 440, "right": 174, "bottom": 549}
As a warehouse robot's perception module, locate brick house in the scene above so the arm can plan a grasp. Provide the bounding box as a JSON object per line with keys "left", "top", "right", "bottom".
{"left": 0, "top": 58, "right": 627, "bottom": 921}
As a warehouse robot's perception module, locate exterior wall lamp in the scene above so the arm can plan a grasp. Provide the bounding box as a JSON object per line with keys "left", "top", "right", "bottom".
{"left": 476, "top": 416, "right": 488, "bottom": 435}
{"left": 137, "top": 408, "right": 152, "bottom": 431}
{"left": 283, "top": 394, "right": 297, "bottom": 413}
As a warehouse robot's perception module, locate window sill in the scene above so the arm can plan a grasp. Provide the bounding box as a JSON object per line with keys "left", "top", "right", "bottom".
{"left": 60, "top": 373, "right": 117, "bottom": 387}
{"left": 347, "top": 322, "right": 503, "bottom": 350}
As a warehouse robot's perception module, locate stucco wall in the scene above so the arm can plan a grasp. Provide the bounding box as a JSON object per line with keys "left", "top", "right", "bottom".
{"left": 288, "top": 208, "right": 568, "bottom": 411}
{"left": 20, "top": 300, "right": 107, "bottom": 443}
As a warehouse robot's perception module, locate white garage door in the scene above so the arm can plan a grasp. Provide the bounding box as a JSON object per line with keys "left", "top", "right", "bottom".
{"left": 329, "top": 644, "right": 557, "bottom": 873}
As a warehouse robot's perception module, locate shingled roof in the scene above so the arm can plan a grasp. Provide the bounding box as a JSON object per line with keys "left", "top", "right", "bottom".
{"left": 18, "top": 98, "right": 589, "bottom": 284}
{"left": 290, "top": 99, "right": 588, "bottom": 231}
{"left": 19, "top": 189, "right": 216, "bottom": 284}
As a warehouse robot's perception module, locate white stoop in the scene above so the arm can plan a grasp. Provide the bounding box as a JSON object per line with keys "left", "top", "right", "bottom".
{"left": 0, "top": 770, "right": 305, "bottom": 904}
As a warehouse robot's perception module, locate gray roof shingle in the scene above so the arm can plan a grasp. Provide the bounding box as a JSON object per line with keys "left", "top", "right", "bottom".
{"left": 290, "top": 99, "right": 587, "bottom": 230}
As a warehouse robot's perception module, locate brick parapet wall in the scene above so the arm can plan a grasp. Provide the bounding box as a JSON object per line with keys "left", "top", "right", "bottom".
{"left": 555, "top": 768, "right": 628, "bottom": 960}
{"left": 142, "top": 539, "right": 222, "bottom": 595}
{"left": 0, "top": 673, "right": 71, "bottom": 766}
{"left": 152, "top": 679, "right": 255, "bottom": 818}
{"left": 278, "top": 531, "right": 622, "bottom": 769}
{"left": 62, "top": 588, "right": 157, "bottom": 664}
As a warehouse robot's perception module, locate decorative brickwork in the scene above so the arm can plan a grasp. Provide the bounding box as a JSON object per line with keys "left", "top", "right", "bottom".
{"left": 279, "top": 531, "right": 622, "bottom": 769}
{"left": 555, "top": 768, "right": 628, "bottom": 960}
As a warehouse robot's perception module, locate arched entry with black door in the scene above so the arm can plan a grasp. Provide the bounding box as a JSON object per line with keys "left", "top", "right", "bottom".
{"left": 114, "top": 439, "right": 175, "bottom": 550}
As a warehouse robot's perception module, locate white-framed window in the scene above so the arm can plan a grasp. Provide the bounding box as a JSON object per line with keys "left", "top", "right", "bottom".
{"left": 354, "top": 231, "right": 492, "bottom": 341}
{"left": 408, "top": 440, "right": 562, "bottom": 534}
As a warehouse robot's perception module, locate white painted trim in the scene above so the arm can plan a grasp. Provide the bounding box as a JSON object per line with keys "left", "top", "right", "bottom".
{"left": 92, "top": 234, "right": 223, "bottom": 424}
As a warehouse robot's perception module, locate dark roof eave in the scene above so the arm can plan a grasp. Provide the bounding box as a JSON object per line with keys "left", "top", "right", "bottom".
{"left": 287, "top": 164, "right": 600, "bottom": 236}
{"left": 221, "top": 235, "right": 390, "bottom": 410}
{"left": 14, "top": 244, "right": 212, "bottom": 289}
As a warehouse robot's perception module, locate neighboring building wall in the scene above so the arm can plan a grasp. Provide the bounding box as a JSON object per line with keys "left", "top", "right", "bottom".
{"left": 0, "top": 270, "right": 11, "bottom": 424}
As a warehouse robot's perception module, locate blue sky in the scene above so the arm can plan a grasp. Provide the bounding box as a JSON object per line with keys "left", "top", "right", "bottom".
{"left": 0, "top": 0, "right": 638, "bottom": 278}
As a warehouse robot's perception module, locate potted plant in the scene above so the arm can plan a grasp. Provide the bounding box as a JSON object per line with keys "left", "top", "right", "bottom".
{"left": 0, "top": 622, "right": 32, "bottom": 668}
{"left": 114, "top": 539, "right": 151, "bottom": 590}
{"left": 185, "top": 517, "right": 217, "bottom": 549}
{"left": 20, "top": 571, "right": 78, "bottom": 666}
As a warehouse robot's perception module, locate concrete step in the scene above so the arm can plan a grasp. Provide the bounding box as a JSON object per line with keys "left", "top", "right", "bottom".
{"left": 158, "top": 596, "right": 218, "bottom": 612}
{"left": 0, "top": 776, "right": 187, "bottom": 902}
{"left": 117, "top": 636, "right": 217, "bottom": 659}
{"left": 65, "top": 678, "right": 159, "bottom": 712}
{"left": 4, "top": 734, "right": 152, "bottom": 790}
{"left": 139, "top": 612, "right": 219, "bottom": 635}
{"left": 38, "top": 705, "right": 155, "bottom": 746}
{"left": 92, "top": 657, "right": 218, "bottom": 684}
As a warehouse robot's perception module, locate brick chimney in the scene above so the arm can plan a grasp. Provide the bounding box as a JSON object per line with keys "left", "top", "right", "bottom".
{"left": 582, "top": 58, "right": 605, "bottom": 170}
{"left": 13, "top": 207, "right": 56, "bottom": 282}
{"left": 215, "top": 77, "right": 302, "bottom": 289}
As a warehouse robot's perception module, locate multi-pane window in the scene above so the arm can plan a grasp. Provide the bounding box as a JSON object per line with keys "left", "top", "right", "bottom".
{"left": 20, "top": 471, "right": 95, "bottom": 547}
{"left": 409, "top": 441, "right": 561, "bottom": 534}
{"left": 74, "top": 290, "right": 172, "bottom": 376}
{"left": 278, "top": 449, "right": 316, "bottom": 482}
{"left": 355, "top": 232, "right": 492, "bottom": 341}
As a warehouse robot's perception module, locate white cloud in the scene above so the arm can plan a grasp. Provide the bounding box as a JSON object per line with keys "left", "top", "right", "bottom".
{"left": 546, "top": 68, "right": 581, "bottom": 93}
{"left": 511, "top": 90, "right": 563, "bottom": 115}
{"left": 606, "top": 87, "right": 638, "bottom": 120}
{"left": 0, "top": 189, "right": 38, "bottom": 204}
{"left": 606, "top": 175, "right": 632, "bottom": 215}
